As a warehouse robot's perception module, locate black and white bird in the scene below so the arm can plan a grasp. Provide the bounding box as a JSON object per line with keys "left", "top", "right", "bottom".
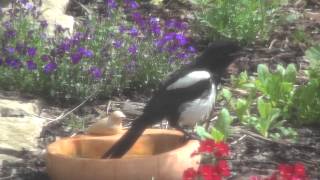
{"left": 102, "top": 41, "right": 241, "bottom": 159}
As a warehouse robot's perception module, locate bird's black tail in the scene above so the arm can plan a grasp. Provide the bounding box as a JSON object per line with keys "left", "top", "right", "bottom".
{"left": 101, "top": 115, "right": 150, "bottom": 159}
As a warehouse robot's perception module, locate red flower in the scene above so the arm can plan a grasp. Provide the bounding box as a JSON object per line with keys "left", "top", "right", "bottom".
{"left": 278, "top": 164, "right": 293, "bottom": 178}
{"left": 213, "top": 142, "right": 229, "bottom": 158}
{"left": 293, "top": 162, "right": 306, "bottom": 177}
{"left": 198, "top": 164, "right": 221, "bottom": 180}
{"left": 198, "top": 139, "right": 216, "bottom": 153}
{"left": 216, "top": 160, "right": 231, "bottom": 177}
{"left": 183, "top": 168, "right": 197, "bottom": 180}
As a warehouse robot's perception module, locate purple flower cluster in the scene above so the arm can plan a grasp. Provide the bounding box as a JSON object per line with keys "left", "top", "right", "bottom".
{"left": 118, "top": 9, "right": 197, "bottom": 63}
{"left": 89, "top": 67, "right": 102, "bottom": 80}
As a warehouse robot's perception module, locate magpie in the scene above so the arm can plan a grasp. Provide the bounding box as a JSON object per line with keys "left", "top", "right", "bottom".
{"left": 102, "top": 41, "right": 240, "bottom": 159}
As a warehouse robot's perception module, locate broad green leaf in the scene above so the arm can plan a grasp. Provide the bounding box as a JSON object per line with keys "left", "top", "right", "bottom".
{"left": 221, "top": 88, "right": 232, "bottom": 101}
{"left": 258, "top": 98, "right": 268, "bottom": 118}
{"left": 305, "top": 45, "right": 320, "bottom": 65}
{"left": 257, "top": 64, "right": 269, "bottom": 82}
{"left": 211, "top": 127, "right": 225, "bottom": 142}
{"left": 215, "top": 108, "right": 233, "bottom": 138}
{"left": 235, "top": 98, "right": 249, "bottom": 119}
{"left": 195, "top": 126, "right": 212, "bottom": 140}
{"left": 276, "top": 64, "right": 285, "bottom": 76}
{"left": 284, "top": 64, "right": 297, "bottom": 82}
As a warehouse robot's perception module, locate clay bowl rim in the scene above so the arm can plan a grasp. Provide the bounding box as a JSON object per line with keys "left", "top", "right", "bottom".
{"left": 46, "top": 128, "right": 199, "bottom": 161}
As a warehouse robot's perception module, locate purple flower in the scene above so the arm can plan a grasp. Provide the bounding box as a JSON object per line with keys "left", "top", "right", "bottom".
{"left": 6, "top": 47, "right": 15, "bottom": 55}
{"left": 7, "top": 58, "right": 22, "bottom": 69}
{"left": 151, "top": 25, "right": 161, "bottom": 36}
{"left": 41, "top": 55, "right": 51, "bottom": 62}
{"left": 24, "top": 2, "right": 34, "bottom": 10}
{"left": 19, "top": 0, "right": 28, "bottom": 5}
{"left": 70, "top": 52, "right": 82, "bottom": 64}
{"left": 165, "top": 19, "right": 177, "bottom": 29}
{"left": 128, "top": 44, "right": 138, "bottom": 55}
{"left": 125, "top": 0, "right": 139, "bottom": 9}
{"left": 149, "top": 17, "right": 159, "bottom": 26}
{"left": 5, "top": 29, "right": 16, "bottom": 38}
{"left": 40, "top": 20, "right": 48, "bottom": 28}
{"left": 26, "top": 60, "right": 37, "bottom": 70}
{"left": 44, "top": 62, "right": 57, "bottom": 74}
{"left": 176, "top": 21, "right": 189, "bottom": 30}
{"left": 175, "top": 33, "right": 188, "bottom": 46}
{"left": 89, "top": 67, "right": 102, "bottom": 80}
{"left": 188, "top": 46, "right": 196, "bottom": 53}
{"left": 27, "top": 47, "right": 37, "bottom": 57}
{"left": 3, "top": 21, "right": 12, "bottom": 29}
{"left": 131, "top": 12, "right": 144, "bottom": 26}
{"left": 163, "top": 32, "right": 176, "bottom": 41}
{"left": 76, "top": 47, "right": 93, "bottom": 58}
{"left": 119, "top": 25, "right": 127, "bottom": 33}
{"left": 155, "top": 39, "right": 166, "bottom": 48}
{"left": 113, "top": 40, "right": 122, "bottom": 48}
{"left": 58, "top": 42, "right": 71, "bottom": 55}
{"left": 176, "top": 53, "right": 189, "bottom": 59}
{"left": 84, "top": 49, "right": 94, "bottom": 58}
{"left": 129, "top": 27, "right": 139, "bottom": 37}
{"left": 105, "top": 0, "right": 117, "bottom": 9}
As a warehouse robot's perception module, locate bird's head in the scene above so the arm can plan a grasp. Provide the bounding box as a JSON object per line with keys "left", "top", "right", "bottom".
{"left": 196, "top": 41, "right": 241, "bottom": 76}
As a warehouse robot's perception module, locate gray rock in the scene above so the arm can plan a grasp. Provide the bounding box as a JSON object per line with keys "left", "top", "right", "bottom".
{"left": 0, "top": 98, "right": 45, "bottom": 163}
{"left": 40, "top": 0, "right": 75, "bottom": 36}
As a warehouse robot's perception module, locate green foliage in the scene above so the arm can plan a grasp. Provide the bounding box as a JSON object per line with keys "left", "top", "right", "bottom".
{"left": 189, "top": 0, "right": 283, "bottom": 42}
{"left": 196, "top": 126, "right": 213, "bottom": 140}
{"left": 221, "top": 64, "right": 298, "bottom": 138}
{"left": 214, "top": 108, "right": 233, "bottom": 140}
{"left": 196, "top": 108, "right": 233, "bottom": 142}
{"left": 292, "top": 45, "right": 320, "bottom": 124}
{"left": 255, "top": 98, "right": 281, "bottom": 137}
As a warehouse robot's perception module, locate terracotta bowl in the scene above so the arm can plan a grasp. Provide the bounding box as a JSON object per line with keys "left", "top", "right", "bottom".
{"left": 46, "top": 129, "right": 200, "bottom": 180}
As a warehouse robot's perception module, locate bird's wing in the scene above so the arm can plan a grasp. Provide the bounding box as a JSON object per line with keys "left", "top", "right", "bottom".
{"left": 145, "top": 70, "right": 213, "bottom": 122}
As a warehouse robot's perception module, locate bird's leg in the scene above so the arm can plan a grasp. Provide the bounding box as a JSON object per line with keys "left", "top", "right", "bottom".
{"left": 174, "top": 126, "right": 200, "bottom": 141}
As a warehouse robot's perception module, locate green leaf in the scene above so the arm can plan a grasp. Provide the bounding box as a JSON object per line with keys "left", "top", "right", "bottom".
{"left": 257, "top": 64, "right": 269, "bottom": 82}
{"left": 305, "top": 45, "right": 320, "bottom": 65}
{"left": 211, "top": 127, "right": 225, "bottom": 142}
{"left": 284, "top": 64, "right": 297, "bottom": 82}
{"left": 195, "top": 126, "right": 212, "bottom": 140}
{"left": 215, "top": 108, "right": 233, "bottom": 139}
{"left": 276, "top": 64, "right": 285, "bottom": 76}
{"left": 257, "top": 98, "right": 271, "bottom": 119}
{"left": 235, "top": 98, "right": 249, "bottom": 120}
{"left": 221, "top": 88, "right": 232, "bottom": 101}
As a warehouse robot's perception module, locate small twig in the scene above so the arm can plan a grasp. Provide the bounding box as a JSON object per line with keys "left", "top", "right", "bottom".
{"left": 163, "top": 0, "right": 173, "bottom": 8}
{"left": 41, "top": 92, "right": 97, "bottom": 127}
{"left": 106, "top": 101, "right": 112, "bottom": 115}
{"left": 268, "top": 39, "right": 278, "bottom": 49}
{"left": 230, "top": 135, "right": 247, "bottom": 145}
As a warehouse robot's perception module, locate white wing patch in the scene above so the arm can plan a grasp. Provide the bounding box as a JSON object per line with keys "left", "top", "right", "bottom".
{"left": 178, "top": 84, "right": 216, "bottom": 127}
{"left": 166, "top": 71, "right": 211, "bottom": 90}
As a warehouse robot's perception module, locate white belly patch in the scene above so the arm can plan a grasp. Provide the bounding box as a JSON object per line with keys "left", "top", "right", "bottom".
{"left": 178, "top": 84, "right": 216, "bottom": 127}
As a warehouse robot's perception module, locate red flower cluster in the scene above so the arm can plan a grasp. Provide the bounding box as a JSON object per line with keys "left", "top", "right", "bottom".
{"left": 277, "top": 162, "right": 308, "bottom": 180}
{"left": 250, "top": 162, "right": 308, "bottom": 180}
{"left": 183, "top": 161, "right": 230, "bottom": 180}
{"left": 193, "top": 139, "right": 229, "bottom": 158}
{"left": 183, "top": 139, "right": 231, "bottom": 180}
